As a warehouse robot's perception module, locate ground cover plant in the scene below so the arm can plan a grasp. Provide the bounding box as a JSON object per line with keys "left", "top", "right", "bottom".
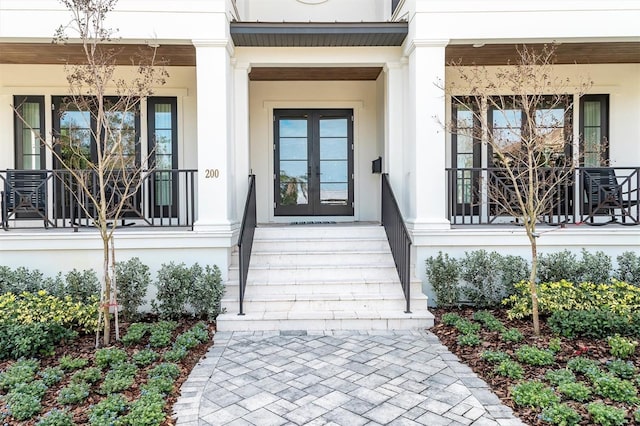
{"left": 432, "top": 308, "right": 640, "bottom": 425}
{"left": 0, "top": 320, "right": 213, "bottom": 425}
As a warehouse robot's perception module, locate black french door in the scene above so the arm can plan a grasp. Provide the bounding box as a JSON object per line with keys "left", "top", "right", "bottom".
{"left": 274, "top": 109, "right": 354, "bottom": 216}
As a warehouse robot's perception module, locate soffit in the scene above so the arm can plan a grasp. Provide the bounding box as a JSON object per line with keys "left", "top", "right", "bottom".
{"left": 249, "top": 67, "right": 382, "bottom": 81}
{"left": 230, "top": 22, "right": 409, "bottom": 47}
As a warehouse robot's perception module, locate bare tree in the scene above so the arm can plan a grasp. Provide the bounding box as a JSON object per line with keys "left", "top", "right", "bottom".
{"left": 444, "top": 45, "right": 591, "bottom": 335}
{"left": 13, "top": 0, "right": 167, "bottom": 345}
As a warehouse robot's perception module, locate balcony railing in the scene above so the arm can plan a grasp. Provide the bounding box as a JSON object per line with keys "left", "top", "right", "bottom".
{"left": 446, "top": 166, "right": 640, "bottom": 226}
{"left": 1, "top": 169, "right": 197, "bottom": 230}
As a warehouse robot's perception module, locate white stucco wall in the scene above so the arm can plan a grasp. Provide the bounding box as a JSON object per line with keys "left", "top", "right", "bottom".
{"left": 234, "top": 0, "right": 391, "bottom": 22}
{"left": 249, "top": 79, "right": 382, "bottom": 223}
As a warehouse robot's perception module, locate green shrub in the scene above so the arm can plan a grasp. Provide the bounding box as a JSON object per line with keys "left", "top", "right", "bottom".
{"left": 58, "top": 356, "right": 89, "bottom": 371}
{"left": 95, "top": 348, "right": 128, "bottom": 369}
{"left": 516, "top": 345, "right": 555, "bottom": 366}
{"left": 120, "top": 391, "right": 165, "bottom": 426}
{"left": 587, "top": 403, "right": 627, "bottom": 426}
{"left": 116, "top": 257, "right": 151, "bottom": 321}
{"left": 557, "top": 382, "right": 592, "bottom": 402}
{"left": 0, "top": 358, "right": 39, "bottom": 390}
{"left": 0, "top": 321, "right": 77, "bottom": 359}
{"left": 566, "top": 356, "right": 599, "bottom": 374}
{"left": 494, "top": 360, "right": 524, "bottom": 379}
{"left": 189, "top": 322, "right": 210, "bottom": 343}
{"left": 142, "top": 376, "right": 175, "bottom": 395}
{"left": 148, "top": 321, "right": 177, "bottom": 348}
{"left": 39, "top": 366, "right": 65, "bottom": 386}
{"left": 0, "top": 266, "right": 45, "bottom": 294}
{"left": 511, "top": 381, "right": 560, "bottom": 408}
{"left": 541, "top": 403, "right": 581, "bottom": 426}
{"left": 473, "top": 311, "right": 506, "bottom": 332}
{"left": 616, "top": 251, "right": 640, "bottom": 286}
{"left": 148, "top": 362, "right": 181, "bottom": 380}
{"left": 634, "top": 408, "right": 640, "bottom": 424}
{"left": 460, "top": 250, "right": 504, "bottom": 307}
{"left": 163, "top": 345, "right": 188, "bottom": 362}
{"left": 480, "top": 350, "right": 510, "bottom": 364}
{"left": 71, "top": 367, "right": 102, "bottom": 384}
{"left": 457, "top": 333, "right": 481, "bottom": 346}
{"left": 499, "top": 255, "right": 530, "bottom": 297}
{"left": 152, "top": 262, "right": 191, "bottom": 319}
{"left": 121, "top": 323, "right": 149, "bottom": 346}
{"left": 133, "top": 349, "right": 159, "bottom": 367}
{"left": 441, "top": 312, "right": 462, "bottom": 326}
{"left": 188, "top": 264, "right": 225, "bottom": 320}
{"left": 64, "top": 269, "right": 99, "bottom": 304}
{"left": 545, "top": 369, "right": 576, "bottom": 386}
{"left": 548, "top": 337, "right": 562, "bottom": 354}
{"left": 504, "top": 279, "right": 640, "bottom": 319}
{"left": 99, "top": 363, "right": 138, "bottom": 395}
{"left": 538, "top": 250, "right": 580, "bottom": 283}
{"left": 592, "top": 374, "right": 638, "bottom": 403}
{"left": 425, "top": 252, "right": 460, "bottom": 307}
{"left": 578, "top": 249, "right": 612, "bottom": 284}
{"left": 548, "top": 309, "right": 640, "bottom": 339}
{"left": 36, "top": 408, "right": 75, "bottom": 426}
{"left": 175, "top": 332, "right": 200, "bottom": 350}
{"left": 12, "top": 380, "right": 48, "bottom": 398}
{"left": 5, "top": 391, "right": 42, "bottom": 421}
{"left": 501, "top": 328, "right": 524, "bottom": 343}
{"left": 606, "top": 359, "right": 637, "bottom": 379}
{"left": 57, "top": 382, "right": 90, "bottom": 405}
{"left": 607, "top": 335, "right": 637, "bottom": 359}
{"left": 88, "top": 393, "right": 128, "bottom": 426}
{"left": 454, "top": 318, "right": 481, "bottom": 335}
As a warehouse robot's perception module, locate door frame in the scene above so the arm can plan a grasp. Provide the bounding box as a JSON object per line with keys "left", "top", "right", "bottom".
{"left": 273, "top": 108, "right": 354, "bottom": 217}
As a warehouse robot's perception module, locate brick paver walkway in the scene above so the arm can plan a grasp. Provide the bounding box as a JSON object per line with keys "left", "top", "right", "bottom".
{"left": 173, "top": 330, "right": 525, "bottom": 426}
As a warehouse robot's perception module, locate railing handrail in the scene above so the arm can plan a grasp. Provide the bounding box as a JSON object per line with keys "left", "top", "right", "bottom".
{"left": 237, "top": 174, "right": 256, "bottom": 316}
{"left": 381, "top": 173, "right": 412, "bottom": 313}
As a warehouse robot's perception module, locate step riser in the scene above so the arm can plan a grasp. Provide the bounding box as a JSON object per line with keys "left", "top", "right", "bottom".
{"left": 240, "top": 252, "right": 394, "bottom": 266}
{"left": 220, "top": 298, "right": 424, "bottom": 312}
{"left": 240, "top": 267, "right": 400, "bottom": 282}
{"left": 216, "top": 318, "right": 434, "bottom": 332}
{"left": 222, "top": 283, "right": 425, "bottom": 298}
{"left": 250, "top": 240, "right": 390, "bottom": 252}
{"left": 254, "top": 227, "right": 384, "bottom": 239}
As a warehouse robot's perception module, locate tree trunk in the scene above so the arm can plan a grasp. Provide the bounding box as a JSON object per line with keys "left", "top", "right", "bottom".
{"left": 528, "top": 235, "right": 541, "bottom": 335}
{"left": 102, "top": 235, "right": 111, "bottom": 346}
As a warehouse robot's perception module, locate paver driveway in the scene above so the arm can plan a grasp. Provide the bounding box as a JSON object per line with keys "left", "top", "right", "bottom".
{"left": 173, "top": 330, "right": 524, "bottom": 426}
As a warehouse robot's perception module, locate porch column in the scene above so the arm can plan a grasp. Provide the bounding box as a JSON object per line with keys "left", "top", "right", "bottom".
{"left": 405, "top": 40, "right": 450, "bottom": 231}
{"left": 384, "top": 60, "right": 407, "bottom": 212}
{"left": 233, "top": 61, "right": 251, "bottom": 223}
{"left": 193, "top": 40, "right": 234, "bottom": 233}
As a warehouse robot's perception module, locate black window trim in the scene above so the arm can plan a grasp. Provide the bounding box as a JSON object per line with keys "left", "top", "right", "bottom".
{"left": 14, "top": 95, "right": 46, "bottom": 170}
{"left": 579, "top": 94, "right": 609, "bottom": 166}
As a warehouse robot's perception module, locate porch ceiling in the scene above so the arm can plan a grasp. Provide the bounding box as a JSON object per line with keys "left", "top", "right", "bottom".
{"left": 249, "top": 67, "right": 382, "bottom": 81}
{"left": 446, "top": 42, "right": 640, "bottom": 65}
{"left": 0, "top": 42, "right": 196, "bottom": 66}
{"left": 1, "top": 42, "right": 637, "bottom": 67}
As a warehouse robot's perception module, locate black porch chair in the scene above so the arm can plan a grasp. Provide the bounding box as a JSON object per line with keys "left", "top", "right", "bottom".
{"left": 1, "top": 170, "right": 50, "bottom": 230}
{"left": 581, "top": 168, "right": 639, "bottom": 225}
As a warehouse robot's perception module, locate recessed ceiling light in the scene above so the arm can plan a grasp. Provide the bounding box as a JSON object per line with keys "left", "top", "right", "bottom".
{"left": 472, "top": 43, "right": 485, "bottom": 48}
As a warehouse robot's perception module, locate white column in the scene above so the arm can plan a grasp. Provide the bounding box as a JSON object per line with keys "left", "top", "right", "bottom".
{"left": 193, "top": 40, "right": 234, "bottom": 233}
{"left": 384, "top": 60, "right": 407, "bottom": 212}
{"left": 234, "top": 61, "right": 251, "bottom": 224}
{"left": 405, "top": 40, "right": 450, "bottom": 232}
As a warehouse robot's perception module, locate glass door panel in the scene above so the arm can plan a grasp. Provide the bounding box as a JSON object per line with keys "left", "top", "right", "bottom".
{"left": 274, "top": 109, "right": 353, "bottom": 216}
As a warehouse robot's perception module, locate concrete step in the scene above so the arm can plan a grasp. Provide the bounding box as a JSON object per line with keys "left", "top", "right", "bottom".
{"left": 232, "top": 250, "right": 394, "bottom": 267}
{"left": 215, "top": 310, "right": 434, "bottom": 332}
{"left": 221, "top": 279, "right": 424, "bottom": 297}
{"left": 254, "top": 225, "right": 384, "bottom": 239}
{"left": 229, "top": 264, "right": 400, "bottom": 282}
{"left": 251, "top": 237, "right": 389, "bottom": 252}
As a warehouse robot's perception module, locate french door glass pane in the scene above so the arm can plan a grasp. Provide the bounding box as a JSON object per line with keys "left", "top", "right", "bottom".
{"left": 60, "top": 110, "right": 92, "bottom": 169}
{"left": 154, "top": 103, "right": 173, "bottom": 206}
{"left": 279, "top": 119, "right": 308, "bottom": 206}
{"left": 20, "top": 102, "right": 42, "bottom": 169}
{"left": 319, "top": 118, "right": 348, "bottom": 206}
{"left": 583, "top": 101, "right": 602, "bottom": 167}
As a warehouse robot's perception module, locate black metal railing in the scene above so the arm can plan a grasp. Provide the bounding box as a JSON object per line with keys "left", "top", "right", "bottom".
{"left": 381, "top": 173, "right": 412, "bottom": 313}
{"left": 446, "top": 166, "right": 639, "bottom": 226}
{"left": 1, "top": 169, "right": 197, "bottom": 230}
{"left": 237, "top": 174, "right": 256, "bottom": 316}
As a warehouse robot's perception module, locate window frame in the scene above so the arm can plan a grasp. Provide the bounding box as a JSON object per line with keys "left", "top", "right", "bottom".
{"left": 14, "top": 95, "right": 46, "bottom": 170}
{"left": 579, "top": 94, "right": 609, "bottom": 167}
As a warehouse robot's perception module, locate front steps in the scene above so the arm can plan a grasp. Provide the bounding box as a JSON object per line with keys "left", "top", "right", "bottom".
{"left": 216, "top": 224, "right": 434, "bottom": 331}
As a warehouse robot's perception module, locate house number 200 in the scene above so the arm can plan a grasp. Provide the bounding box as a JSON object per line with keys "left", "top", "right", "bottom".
{"left": 205, "top": 169, "right": 220, "bottom": 178}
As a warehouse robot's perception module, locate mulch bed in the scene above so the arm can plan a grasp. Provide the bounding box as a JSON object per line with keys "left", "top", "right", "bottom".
{"left": 0, "top": 318, "right": 214, "bottom": 426}
{"left": 430, "top": 308, "right": 640, "bottom": 425}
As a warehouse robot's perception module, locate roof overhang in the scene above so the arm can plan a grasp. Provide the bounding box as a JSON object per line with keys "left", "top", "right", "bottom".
{"left": 230, "top": 22, "right": 408, "bottom": 47}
